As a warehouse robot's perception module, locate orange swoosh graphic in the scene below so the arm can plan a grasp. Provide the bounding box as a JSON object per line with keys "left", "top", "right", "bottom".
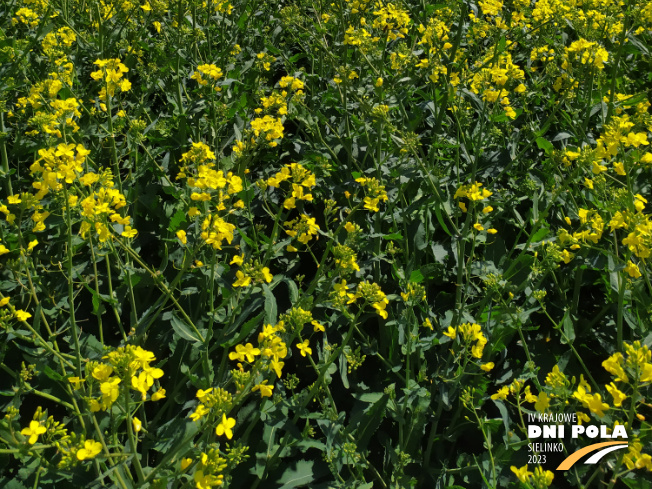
{"left": 557, "top": 441, "right": 628, "bottom": 470}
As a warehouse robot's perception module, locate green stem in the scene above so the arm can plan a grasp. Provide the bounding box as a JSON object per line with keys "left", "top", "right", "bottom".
{"left": 0, "top": 112, "right": 13, "bottom": 196}
{"left": 62, "top": 185, "right": 82, "bottom": 377}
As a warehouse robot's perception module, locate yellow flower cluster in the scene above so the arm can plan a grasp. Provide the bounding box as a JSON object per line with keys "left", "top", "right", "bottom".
{"left": 563, "top": 38, "right": 609, "bottom": 71}
{"left": 417, "top": 13, "right": 452, "bottom": 53}
{"left": 230, "top": 257, "right": 273, "bottom": 287}
{"left": 470, "top": 52, "right": 525, "bottom": 119}
{"left": 372, "top": 2, "right": 411, "bottom": 41}
{"left": 557, "top": 207, "right": 604, "bottom": 258}
{"left": 333, "top": 245, "right": 361, "bottom": 273}
{"left": 25, "top": 144, "right": 136, "bottom": 244}
{"left": 176, "top": 142, "right": 244, "bottom": 249}
{"left": 355, "top": 177, "right": 388, "bottom": 212}
{"left": 233, "top": 76, "right": 304, "bottom": 153}
{"left": 284, "top": 214, "right": 320, "bottom": 251}
{"left": 202, "top": 0, "right": 233, "bottom": 14}
{"left": 510, "top": 465, "right": 554, "bottom": 488}
{"left": 596, "top": 115, "right": 649, "bottom": 161}
{"left": 191, "top": 64, "right": 224, "bottom": 87}
{"left": 337, "top": 280, "right": 389, "bottom": 319}
{"left": 265, "top": 162, "right": 316, "bottom": 210}
{"left": 572, "top": 376, "right": 609, "bottom": 418}
{"left": 343, "top": 25, "right": 375, "bottom": 51}
{"left": 193, "top": 448, "right": 227, "bottom": 488}
{"left": 29, "top": 143, "right": 89, "bottom": 198}
{"left": 86, "top": 345, "right": 165, "bottom": 411}
{"left": 189, "top": 386, "right": 233, "bottom": 422}
{"left": 603, "top": 341, "right": 652, "bottom": 385}
{"left": 443, "top": 322, "right": 488, "bottom": 359}
{"left": 623, "top": 440, "right": 652, "bottom": 472}
{"left": 16, "top": 51, "right": 77, "bottom": 137}
{"left": 90, "top": 58, "right": 131, "bottom": 108}
{"left": 250, "top": 115, "right": 284, "bottom": 143}
{"left": 41, "top": 27, "right": 76, "bottom": 58}
{"left": 79, "top": 181, "right": 136, "bottom": 242}
{"left": 400, "top": 282, "right": 426, "bottom": 303}
{"left": 224, "top": 321, "right": 288, "bottom": 399}
{"left": 454, "top": 181, "right": 493, "bottom": 202}
{"left": 30, "top": 148, "right": 134, "bottom": 242}
{"left": 256, "top": 51, "right": 276, "bottom": 71}
{"left": 13, "top": 7, "right": 40, "bottom": 27}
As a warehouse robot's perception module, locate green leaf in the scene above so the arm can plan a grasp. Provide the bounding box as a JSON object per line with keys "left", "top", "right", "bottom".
{"left": 536, "top": 137, "right": 554, "bottom": 155}
{"left": 168, "top": 312, "right": 202, "bottom": 344}
{"left": 409, "top": 270, "right": 424, "bottom": 283}
{"left": 276, "top": 460, "right": 314, "bottom": 488}
{"left": 345, "top": 393, "right": 389, "bottom": 451}
{"left": 284, "top": 277, "right": 299, "bottom": 304}
{"left": 262, "top": 284, "right": 277, "bottom": 324}
{"left": 224, "top": 312, "right": 264, "bottom": 347}
{"left": 562, "top": 313, "right": 575, "bottom": 344}
{"left": 42, "top": 365, "right": 63, "bottom": 381}
{"left": 153, "top": 418, "right": 199, "bottom": 453}
{"left": 414, "top": 222, "right": 427, "bottom": 251}
{"left": 168, "top": 209, "right": 187, "bottom": 232}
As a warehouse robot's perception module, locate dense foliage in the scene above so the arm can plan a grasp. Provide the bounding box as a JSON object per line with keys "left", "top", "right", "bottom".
{"left": 1, "top": 0, "right": 652, "bottom": 487}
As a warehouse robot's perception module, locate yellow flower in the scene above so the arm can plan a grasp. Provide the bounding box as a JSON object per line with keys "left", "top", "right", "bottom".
{"left": 443, "top": 326, "right": 456, "bottom": 339}
{"left": 176, "top": 230, "right": 187, "bottom": 245}
{"left": 510, "top": 465, "right": 533, "bottom": 484}
{"left": 151, "top": 388, "right": 166, "bottom": 401}
{"left": 153, "top": 21, "right": 161, "bottom": 33}
{"left": 0, "top": 297, "right": 9, "bottom": 307}
{"left": 15, "top": 310, "right": 32, "bottom": 321}
{"left": 624, "top": 261, "right": 641, "bottom": 278}
{"left": 229, "top": 343, "right": 261, "bottom": 362}
{"left": 535, "top": 392, "right": 550, "bottom": 412}
{"left": 92, "top": 364, "right": 113, "bottom": 382}
{"left": 270, "top": 358, "right": 284, "bottom": 378}
{"left": 586, "top": 393, "right": 609, "bottom": 417}
{"left": 491, "top": 386, "right": 509, "bottom": 401}
{"left": 375, "top": 77, "right": 383, "bottom": 87}
{"left": 21, "top": 420, "right": 46, "bottom": 444}
{"left": 194, "top": 469, "right": 224, "bottom": 488}
{"left": 261, "top": 267, "right": 273, "bottom": 282}
{"left": 132, "top": 416, "right": 142, "bottom": 433}
{"left": 27, "top": 239, "right": 38, "bottom": 251}
{"left": 215, "top": 413, "right": 236, "bottom": 439}
{"left": 76, "top": 440, "right": 102, "bottom": 460}
{"left": 480, "top": 362, "right": 494, "bottom": 372}
{"left": 190, "top": 404, "right": 209, "bottom": 421}
{"left": 297, "top": 339, "right": 312, "bottom": 357}
{"left": 252, "top": 381, "right": 274, "bottom": 397}
{"left": 181, "top": 457, "right": 192, "bottom": 470}
{"left": 122, "top": 226, "right": 138, "bottom": 238}
{"left": 312, "top": 320, "right": 325, "bottom": 332}
{"left": 605, "top": 382, "right": 627, "bottom": 407}
{"left": 233, "top": 270, "right": 252, "bottom": 287}
{"left": 131, "top": 371, "right": 151, "bottom": 400}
